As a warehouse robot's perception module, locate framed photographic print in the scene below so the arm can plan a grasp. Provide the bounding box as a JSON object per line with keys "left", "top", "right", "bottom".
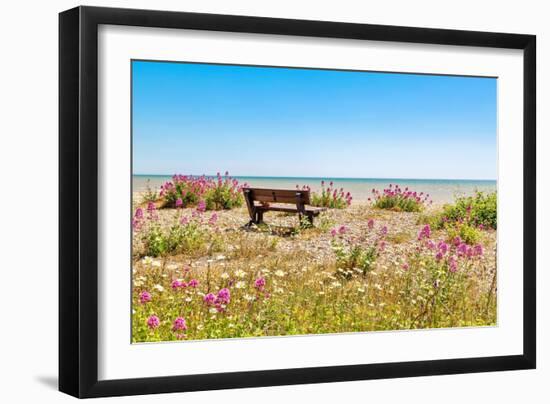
{"left": 59, "top": 6, "right": 536, "bottom": 398}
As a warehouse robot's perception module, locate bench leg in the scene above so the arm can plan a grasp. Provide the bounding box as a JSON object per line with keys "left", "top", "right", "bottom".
{"left": 256, "top": 211, "right": 264, "bottom": 224}
{"left": 245, "top": 211, "right": 263, "bottom": 226}
{"left": 306, "top": 213, "right": 314, "bottom": 225}
{"left": 245, "top": 208, "right": 257, "bottom": 227}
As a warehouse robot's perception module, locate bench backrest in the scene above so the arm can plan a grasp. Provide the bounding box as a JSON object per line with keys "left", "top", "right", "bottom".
{"left": 242, "top": 187, "right": 311, "bottom": 205}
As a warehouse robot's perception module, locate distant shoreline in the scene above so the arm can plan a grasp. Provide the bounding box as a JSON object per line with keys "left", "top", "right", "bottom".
{"left": 133, "top": 174, "right": 497, "bottom": 182}
{"left": 132, "top": 175, "right": 496, "bottom": 204}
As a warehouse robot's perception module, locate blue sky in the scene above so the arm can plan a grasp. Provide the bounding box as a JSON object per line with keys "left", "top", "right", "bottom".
{"left": 132, "top": 60, "right": 497, "bottom": 180}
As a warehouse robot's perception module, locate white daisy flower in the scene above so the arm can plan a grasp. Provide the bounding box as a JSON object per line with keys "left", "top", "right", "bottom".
{"left": 234, "top": 269, "right": 247, "bottom": 278}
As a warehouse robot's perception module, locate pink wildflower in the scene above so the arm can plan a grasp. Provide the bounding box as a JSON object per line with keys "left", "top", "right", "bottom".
{"left": 437, "top": 241, "right": 449, "bottom": 255}
{"left": 146, "top": 201, "right": 156, "bottom": 212}
{"left": 139, "top": 291, "right": 152, "bottom": 304}
{"left": 418, "top": 224, "right": 431, "bottom": 240}
{"left": 197, "top": 200, "right": 206, "bottom": 213}
{"left": 216, "top": 288, "right": 231, "bottom": 305}
{"left": 448, "top": 256, "right": 458, "bottom": 273}
{"left": 338, "top": 225, "right": 348, "bottom": 235}
{"left": 474, "top": 244, "right": 484, "bottom": 256}
{"left": 379, "top": 240, "right": 386, "bottom": 252}
{"left": 172, "top": 317, "right": 188, "bottom": 332}
{"left": 147, "top": 315, "right": 160, "bottom": 329}
{"left": 330, "top": 228, "right": 337, "bottom": 237}
{"left": 188, "top": 279, "right": 199, "bottom": 288}
{"left": 134, "top": 208, "right": 144, "bottom": 218}
{"left": 254, "top": 277, "right": 266, "bottom": 291}
{"left": 208, "top": 213, "right": 218, "bottom": 225}
{"left": 203, "top": 293, "right": 216, "bottom": 305}
{"left": 381, "top": 225, "right": 388, "bottom": 236}
{"left": 457, "top": 243, "right": 468, "bottom": 257}
{"left": 175, "top": 198, "right": 183, "bottom": 208}
{"left": 435, "top": 251, "right": 443, "bottom": 261}
{"left": 402, "top": 263, "right": 409, "bottom": 271}
{"left": 367, "top": 219, "right": 374, "bottom": 230}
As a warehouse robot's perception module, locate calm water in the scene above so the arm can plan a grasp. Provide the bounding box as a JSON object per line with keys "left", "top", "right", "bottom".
{"left": 133, "top": 175, "right": 496, "bottom": 204}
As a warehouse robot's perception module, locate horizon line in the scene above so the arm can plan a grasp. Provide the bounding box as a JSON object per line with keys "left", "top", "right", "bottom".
{"left": 133, "top": 173, "right": 497, "bottom": 182}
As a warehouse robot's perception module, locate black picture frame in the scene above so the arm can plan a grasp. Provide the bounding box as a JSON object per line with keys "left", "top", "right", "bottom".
{"left": 59, "top": 5, "right": 536, "bottom": 398}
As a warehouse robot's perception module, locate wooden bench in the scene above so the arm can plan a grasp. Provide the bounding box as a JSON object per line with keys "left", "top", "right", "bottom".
{"left": 242, "top": 187, "right": 327, "bottom": 226}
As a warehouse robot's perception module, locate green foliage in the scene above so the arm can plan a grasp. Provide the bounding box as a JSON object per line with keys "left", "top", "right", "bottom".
{"left": 311, "top": 192, "right": 349, "bottom": 209}
{"left": 373, "top": 195, "right": 423, "bottom": 212}
{"left": 316, "top": 215, "right": 334, "bottom": 232}
{"left": 144, "top": 225, "right": 168, "bottom": 257}
{"left": 204, "top": 183, "right": 243, "bottom": 210}
{"left": 418, "top": 192, "right": 497, "bottom": 232}
{"left": 142, "top": 221, "right": 208, "bottom": 257}
{"left": 308, "top": 182, "right": 352, "bottom": 209}
{"left": 332, "top": 241, "right": 378, "bottom": 278}
{"left": 445, "top": 222, "right": 482, "bottom": 245}
{"left": 441, "top": 191, "right": 497, "bottom": 229}
{"left": 140, "top": 180, "right": 158, "bottom": 204}
{"left": 417, "top": 211, "right": 442, "bottom": 228}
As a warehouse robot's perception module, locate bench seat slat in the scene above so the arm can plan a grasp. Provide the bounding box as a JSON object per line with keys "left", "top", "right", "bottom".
{"left": 243, "top": 187, "right": 310, "bottom": 205}
{"left": 255, "top": 203, "right": 326, "bottom": 215}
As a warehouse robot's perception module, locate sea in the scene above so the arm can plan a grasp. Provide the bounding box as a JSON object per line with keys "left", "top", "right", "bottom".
{"left": 133, "top": 175, "right": 496, "bottom": 205}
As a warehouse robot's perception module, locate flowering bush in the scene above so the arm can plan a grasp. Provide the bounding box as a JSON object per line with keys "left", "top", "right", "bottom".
{"left": 160, "top": 172, "right": 245, "bottom": 210}
{"left": 134, "top": 203, "right": 218, "bottom": 257}
{"left": 330, "top": 222, "right": 385, "bottom": 278}
{"left": 333, "top": 243, "right": 378, "bottom": 278}
{"left": 370, "top": 184, "right": 431, "bottom": 212}
{"left": 419, "top": 192, "right": 496, "bottom": 244}
{"left": 400, "top": 224, "right": 489, "bottom": 328}
{"left": 308, "top": 181, "right": 352, "bottom": 209}
{"left": 445, "top": 221, "right": 482, "bottom": 245}
{"left": 440, "top": 191, "right": 497, "bottom": 229}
